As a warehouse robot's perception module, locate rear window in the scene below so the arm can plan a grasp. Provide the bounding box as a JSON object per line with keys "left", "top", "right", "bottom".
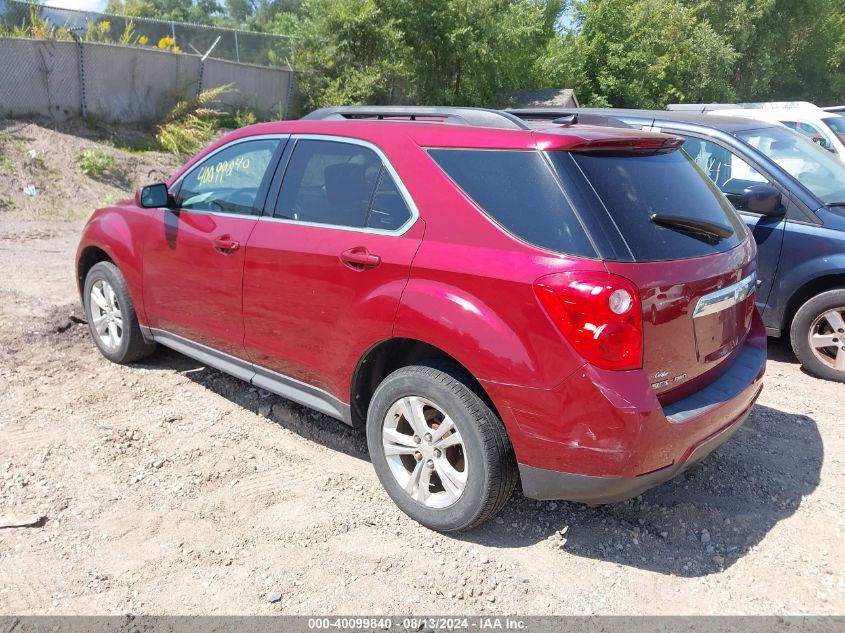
{"left": 560, "top": 150, "right": 747, "bottom": 261}
{"left": 428, "top": 149, "right": 596, "bottom": 258}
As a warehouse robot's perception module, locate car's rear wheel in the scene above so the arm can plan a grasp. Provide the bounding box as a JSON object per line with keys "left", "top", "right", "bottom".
{"left": 83, "top": 261, "right": 156, "bottom": 364}
{"left": 366, "top": 364, "right": 518, "bottom": 532}
{"left": 791, "top": 288, "right": 845, "bottom": 383}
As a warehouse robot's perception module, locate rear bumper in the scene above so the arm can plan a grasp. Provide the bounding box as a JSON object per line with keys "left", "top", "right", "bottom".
{"left": 484, "top": 310, "right": 767, "bottom": 502}
{"left": 519, "top": 385, "right": 758, "bottom": 502}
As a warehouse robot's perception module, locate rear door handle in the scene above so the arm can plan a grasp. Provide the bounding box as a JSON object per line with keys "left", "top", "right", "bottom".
{"left": 340, "top": 247, "right": 381, "bottom": 270}
{"left": 213, "top": 235, "right": 240, "bottom": 254}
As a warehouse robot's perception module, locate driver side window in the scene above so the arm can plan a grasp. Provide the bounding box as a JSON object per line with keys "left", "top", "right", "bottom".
{"left": 680, "top": 135, "right": 771, "bottom": 208}
{"left": 176, "top": 138, "right": 280, "bottom": 215}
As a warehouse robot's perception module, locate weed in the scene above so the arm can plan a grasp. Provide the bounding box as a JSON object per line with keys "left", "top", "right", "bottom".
{"left": 76, "top": 147, "right": 117, "bottom": 178}
{"left": 219, "top": 105, "right": 264, "bottom": 130}
{"left": 100, "top": 190, "right": 122, "bottom": 206}
{"left": 28, "top": 155, "right": 47, "bottom": 171}
{"left": 0, "top": 5, "right": 72, "bottom": 40}
{"left": 155, "top": 84, "right": 235, "bottom": 156}
{"left": 0, "top": 152, "right": 13, "bottom": 174}
{"left": 108, "top": 138, "right": 157, "bottom": 155}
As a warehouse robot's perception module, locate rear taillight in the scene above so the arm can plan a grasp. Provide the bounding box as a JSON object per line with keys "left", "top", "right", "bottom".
{"left": 534, "top": 271, "right": 643, "bottom": 371}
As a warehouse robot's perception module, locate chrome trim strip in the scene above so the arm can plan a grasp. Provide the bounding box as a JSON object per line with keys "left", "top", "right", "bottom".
{"left": 149, "top": 328, "right": 353, "bottom": 425}
{"left": 692, "top": 271, "right": 757, "bottom": 319}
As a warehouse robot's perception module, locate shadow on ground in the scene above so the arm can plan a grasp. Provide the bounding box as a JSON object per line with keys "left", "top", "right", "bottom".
{"left": 767, "top": 336, "right": 799, "bottom": 364}
{"left": 138, "top": 347, "right": 822, "bottom": 578}
{"left": 141, "top": 348, "right": 370, "bottom": 461}
{"left": 466, "top": 403, "right": 822, "bottom": 577}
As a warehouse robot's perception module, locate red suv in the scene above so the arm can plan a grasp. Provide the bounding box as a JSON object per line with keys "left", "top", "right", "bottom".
{"left": 76, "top": 106, "right": 766, "bottom": 531}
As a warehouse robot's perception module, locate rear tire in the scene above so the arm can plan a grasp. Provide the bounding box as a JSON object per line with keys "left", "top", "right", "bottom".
{"left": 83, "top": 261, "right": 156, "bottom": 364}
{"left": 790, "top": 288, "right": 845, "bottom": 383}
{"left": 366, "top": 363, "right": 518, "bottom": 532}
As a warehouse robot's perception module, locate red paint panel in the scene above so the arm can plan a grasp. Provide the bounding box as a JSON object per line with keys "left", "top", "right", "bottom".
{"left": 607, "top": 238, "right": 757, "bottom": 400}
{"left": 142, "top": 209, "right": 258, "bottom": 357}
{"left": 242, "top": 219, "right": 424, "bottom": 400}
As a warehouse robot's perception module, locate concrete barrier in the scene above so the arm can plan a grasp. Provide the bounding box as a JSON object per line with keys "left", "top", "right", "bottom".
{"left": 0, "top": 36, "right": 295, "bottom": 123}
{"left": 202, "top": 57, "right": 292, "bottom": 120}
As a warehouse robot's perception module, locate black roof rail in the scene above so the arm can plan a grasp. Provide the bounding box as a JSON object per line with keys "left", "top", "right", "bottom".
{"left": 302, "top": 106, "right": 531, "bottom": 131}
{"left": 505, "top": 109, "right": 633, "bottom": 129}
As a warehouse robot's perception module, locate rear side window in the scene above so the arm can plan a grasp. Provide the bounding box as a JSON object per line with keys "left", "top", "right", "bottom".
{"left": 276, "top": 139, "right": 380, "bottom": 228}
{"left": 275, "top": 139, "right": 413, "bottom": 231}
{"left": 561, "top": 150, "right": 747, "bottom": 262}
{"left": 369, "top": 170, "right": 412, "bottom": 231}
{"left": 428, "top": 149, "right": 596, "bottom": 258}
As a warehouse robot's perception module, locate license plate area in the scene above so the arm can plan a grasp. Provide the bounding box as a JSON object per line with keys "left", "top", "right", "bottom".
{"left": 692, "top": 272, "right": 757, "bottom": 363}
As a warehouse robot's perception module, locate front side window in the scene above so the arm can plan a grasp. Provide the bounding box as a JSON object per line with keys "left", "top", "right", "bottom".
{"left": 176, "top": 138, "right": 280, "bottom": 215}
{"left": 679, "top": 135, "right": 771, "bottom": 203}
{"left": 275, "top": 139, "right": 412, "bottom": 230}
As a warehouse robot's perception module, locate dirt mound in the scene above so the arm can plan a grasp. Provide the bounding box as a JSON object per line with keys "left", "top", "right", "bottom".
{"left": 0, "top": 118, "right": 181, "bottom": 219}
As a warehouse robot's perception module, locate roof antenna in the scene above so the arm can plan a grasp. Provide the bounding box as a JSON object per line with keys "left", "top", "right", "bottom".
{"left": 552, "top": 113, "right": 578, "bottom": 126}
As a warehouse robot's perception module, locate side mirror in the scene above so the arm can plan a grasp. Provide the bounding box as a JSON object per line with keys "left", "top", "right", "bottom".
{"left": 137, "top": 183, "right": 171, "bottom": 208}
{"left": 740, "top": 184, "right": 784, "bottom": 216}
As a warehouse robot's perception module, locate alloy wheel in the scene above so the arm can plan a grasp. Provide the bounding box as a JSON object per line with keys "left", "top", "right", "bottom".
{"left": 808, "top": 307, "right": 845, "bottom": 372}
{"left": 89, "top": 279, "right": 123, "bottom": 351}
{"left": 381, "top": 395, "right": 468, "bottom": 509}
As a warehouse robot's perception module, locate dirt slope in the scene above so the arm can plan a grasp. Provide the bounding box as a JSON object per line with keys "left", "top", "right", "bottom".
{"left": 0, "top": 118, "right": 179, "bottom": 218}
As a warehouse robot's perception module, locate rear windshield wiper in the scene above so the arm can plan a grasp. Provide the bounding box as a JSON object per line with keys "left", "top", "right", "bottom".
{"left": 650, "top": 213, "right": 733, "bottom": 244}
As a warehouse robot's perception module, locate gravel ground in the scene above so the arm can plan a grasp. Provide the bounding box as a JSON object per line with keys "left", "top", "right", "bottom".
{"left": 0, "top": 121, "right": 843, "bottom": 615}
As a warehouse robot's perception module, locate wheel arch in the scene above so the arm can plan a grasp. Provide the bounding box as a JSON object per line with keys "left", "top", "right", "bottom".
{"left": 782, "top": 273, "right": 845, "bottom": 335}
{"left": 76, "top": 207, "right": 151, "bottom": 325}
{"left": 77, "top": 246, "right": 114, "bottom": 296}
{"left": 350, "top": 337, "right": 501, "bottom": 428}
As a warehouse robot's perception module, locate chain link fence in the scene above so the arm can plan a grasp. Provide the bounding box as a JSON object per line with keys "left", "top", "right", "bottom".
{"left": 0, "top": 0, "right": 298, "bottom": 67}
{"left": 0, "top": 36, "right": 295, "bottom": 123}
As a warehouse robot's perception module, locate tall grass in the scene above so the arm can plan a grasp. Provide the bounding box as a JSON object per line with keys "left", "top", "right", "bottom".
{"left": 155, "top": 84, "right": 235, "bottom": 156}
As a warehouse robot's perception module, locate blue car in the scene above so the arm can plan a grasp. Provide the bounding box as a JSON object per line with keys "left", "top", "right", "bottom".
{"left": 509, "top": 109, "right": 845, "bottom": 382}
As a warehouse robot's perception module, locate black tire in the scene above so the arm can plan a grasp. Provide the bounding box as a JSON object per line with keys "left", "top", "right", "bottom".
{"left": 366, "top": 363, "right": 518, "bottom": 532}
{"left": 790, "top": 287, "right": 845, "bottom": 383}
{"left": 83, "top": 261, "right": 156, "bottom": 364}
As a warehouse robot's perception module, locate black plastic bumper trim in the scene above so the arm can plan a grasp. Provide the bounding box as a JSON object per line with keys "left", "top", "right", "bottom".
{"left": 519, "top": 393, "right": 757, "bottom": 503}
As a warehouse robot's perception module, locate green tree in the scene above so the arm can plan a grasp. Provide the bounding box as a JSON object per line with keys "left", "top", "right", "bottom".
{"left": 565, "top": 0, "right": 737, "bottom": 107}
{"left": 389, "top": 0, "right": 564, "bottom": 105}
{"left": 104, "top": 0, "right": 225, "bottom": 25}
{"left": 689, "top": 0, "right": 845, "bottom": 104}
{"left": 294, "top": 0, "right": 409, "bottom": 111}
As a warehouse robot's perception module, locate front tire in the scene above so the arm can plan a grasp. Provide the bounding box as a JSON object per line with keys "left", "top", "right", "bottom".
{"left": 790, "top": 288, "right": 845, "bottom": 382}
{"left": 83, "top": 261, "right": 156, "bottom": 364}
{"left": 367, "top": 364, "right": 518, "bottom": 532}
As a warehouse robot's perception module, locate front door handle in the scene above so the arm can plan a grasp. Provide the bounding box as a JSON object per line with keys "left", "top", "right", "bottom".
{"left": 340, "top": 247, "right": 381, "bottom": 270}
{"left": 213, "top": 235, "right": 240, "bottom": 254}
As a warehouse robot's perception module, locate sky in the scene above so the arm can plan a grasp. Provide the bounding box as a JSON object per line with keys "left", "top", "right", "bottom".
{"left": 43, "top": 0, "right": 108, "bottom": 11}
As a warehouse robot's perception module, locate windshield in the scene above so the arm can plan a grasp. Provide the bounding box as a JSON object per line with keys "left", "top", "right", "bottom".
{"left": 736, "top": 126, "right": 845, "bottom": 205}
{"left": 823, "top": 116, "right": 845, "bottom": 143}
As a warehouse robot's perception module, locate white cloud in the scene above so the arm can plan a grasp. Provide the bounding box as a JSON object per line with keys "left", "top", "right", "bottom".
{"left": 43, "top": 0, "right": 107, "bottom": 11}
